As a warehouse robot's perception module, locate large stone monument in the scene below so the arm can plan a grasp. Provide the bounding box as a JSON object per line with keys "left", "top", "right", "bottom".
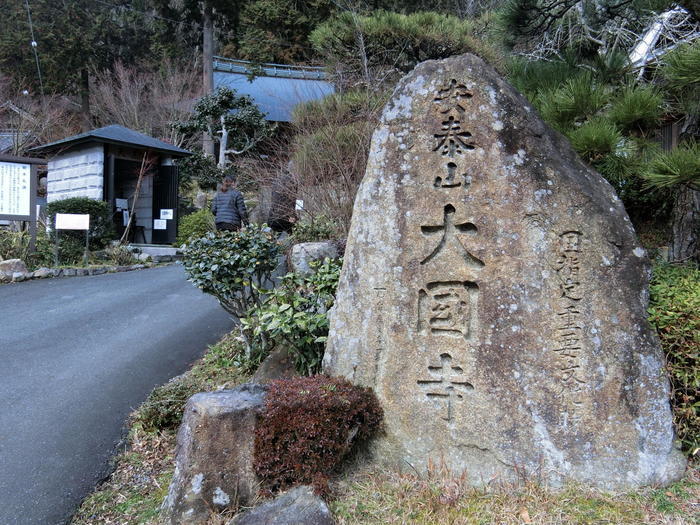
{"left": 323, "top": 54, "right": 686, "bottom": 489}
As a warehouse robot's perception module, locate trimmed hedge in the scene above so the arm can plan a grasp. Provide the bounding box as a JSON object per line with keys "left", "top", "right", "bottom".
{"left": 254, "top": 375, "right": 382, "bottom": 495}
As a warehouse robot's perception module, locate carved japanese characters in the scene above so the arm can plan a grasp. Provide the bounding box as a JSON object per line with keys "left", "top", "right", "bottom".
{"left": 324, "top": 54, "right": 685, "bottom": 489}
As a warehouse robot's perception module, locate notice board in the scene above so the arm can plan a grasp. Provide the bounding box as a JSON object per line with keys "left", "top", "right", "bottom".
{"left": 0, "top": 161, "right": 32, "bottom": 219}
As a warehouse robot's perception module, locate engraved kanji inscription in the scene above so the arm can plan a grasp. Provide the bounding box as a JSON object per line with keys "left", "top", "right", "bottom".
{"left": 433, "top": 116, "right": 475, "bottom": 158}
{"left": 434, "top": 79, "right": 473, "bottom": 113}
{"left": 434, "top": 162, "right": 470, "bottom": 189}
{"left": 551, "top": 231, "right": 587, "bottom": 426}
{"left": 417, "top": 352, "right": 474, "bottom": 421}
{"left": 421, "top": 204, "right": 484, "bottom": 268}
{"left": 555, "top": 231, "right": 583, "bottom": 300}
{"left": 418, "top": 281, "right": 479, "bottom": 340}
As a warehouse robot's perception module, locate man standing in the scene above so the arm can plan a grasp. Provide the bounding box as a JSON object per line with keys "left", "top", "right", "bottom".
{"left": 212, "top": 175, "right": 249, "bottom": 231}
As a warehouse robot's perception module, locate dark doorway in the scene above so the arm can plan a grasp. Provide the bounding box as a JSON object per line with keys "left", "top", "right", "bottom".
{"left": 152, "top": 165, "right": 178, "bottom": 244}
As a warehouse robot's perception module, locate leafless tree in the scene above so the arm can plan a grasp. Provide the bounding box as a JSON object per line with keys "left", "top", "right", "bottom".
{"left": 91, "top": 58, "right": 202, "bottom": 150}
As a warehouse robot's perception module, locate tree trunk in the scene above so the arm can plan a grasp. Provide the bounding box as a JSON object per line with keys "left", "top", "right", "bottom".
{"left": 80, "top": 68, "right": 91, "bottom": 131}
{"left": 670, "top": 184, "right": 700, "bottom": 264}
{"left": 202, "top": 1, "right": 216, "bottom": 159}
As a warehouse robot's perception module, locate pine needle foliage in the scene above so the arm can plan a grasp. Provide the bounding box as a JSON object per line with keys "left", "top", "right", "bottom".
{"left": 310, "top": 11, "right": 503, "bottom": 86}
{"left": 661, "top": 40, "right": 700, "bottom": 116}
{"left": 643, "top": 141, "right": 700, "bottom": 190}
{"left": 609, "top": 84, "right": 664, "bottom": 133}
{"left": 567, "top": 119, "right": 622, "bottom": 162}
{"left": 537, "top": 73, "right": 609, "bottom": 130}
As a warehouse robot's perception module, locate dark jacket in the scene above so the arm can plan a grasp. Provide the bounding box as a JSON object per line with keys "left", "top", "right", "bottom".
{"left": 211, "top": 188, "right": 249, "bottom": 226}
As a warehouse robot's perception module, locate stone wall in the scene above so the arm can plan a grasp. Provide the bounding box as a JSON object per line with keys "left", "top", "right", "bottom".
{"left": 47, "top": 145, "right": 104, "bottom": 203}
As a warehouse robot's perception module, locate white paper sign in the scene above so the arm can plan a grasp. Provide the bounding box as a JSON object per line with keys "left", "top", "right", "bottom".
{"left": 295, "top": 199, "right": 304, "bottom": 211}
{"left": 160, "top": 209, "right": 174, "bottom": 220}
{"left": 56, "top": 213, "right": 90, "bottom": 230}
{"left": 122, "top": 211, "right": 130, "bottom": 227}
{"left": 115, "top": 198, "right": 128, "bottom": 210}
{"left": 153, "top": 219, "right": 167, "bottom": 230}
{"left": 0, "top": 162, "right": 31, "bottom": 216}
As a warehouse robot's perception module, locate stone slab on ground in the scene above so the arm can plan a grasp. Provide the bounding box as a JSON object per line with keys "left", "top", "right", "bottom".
{"left": 229, "top": 485, "right": 335, "bottom": 525}
{"left": 161, "top": 383, "right": 267, "bottom": 524}
{"left": 324, "top": 53, "right": 685, "bottom": 489}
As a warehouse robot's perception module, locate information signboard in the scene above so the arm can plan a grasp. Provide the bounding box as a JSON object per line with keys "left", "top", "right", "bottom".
{"left": 0, "top": 161, "right": 31, "bottom": 217}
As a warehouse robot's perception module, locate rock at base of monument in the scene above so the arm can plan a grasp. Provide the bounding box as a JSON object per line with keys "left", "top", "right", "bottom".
{"left": 252, "top": 347, "right": 299, "bottom": 384}
{"left": 324, "top": 52, "right": 686, "bottom": 490}
{"left": 228, "top": 486, "right": 335, "bottom": 525}
{"left": 290, "top": 242, "right": 339, "bottom": 276}
{"left": 161, "top": 383, "right": 268, "bottom": 525}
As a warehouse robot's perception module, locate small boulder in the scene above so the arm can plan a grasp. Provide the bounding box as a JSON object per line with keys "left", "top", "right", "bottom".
{"left": 33, "top": 268, "right": 53, "bottom": 279}
{"left": 289, "top": 242, "right": 338, "bottom": 276}
{"left": 11, "top": 271, "right": 26, "bottom": 282}
{"left": 252, "top": 347, "right": 299, "bottom": 384}
{"left": 229, "top": 486, "right": 335, "bottom": 525}
{"left": 0, "top": 259, "right": 28, "bottom": 279}
{"left": 62, "top": 268, "right": 77, "bottom": 277}
{"left": 161, "top": 383, "right": 267, "bottom": 525}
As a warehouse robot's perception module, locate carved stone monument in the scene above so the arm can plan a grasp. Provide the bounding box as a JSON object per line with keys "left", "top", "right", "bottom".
{"left": 323, "top": 54, "right": 686, "bottom": 489}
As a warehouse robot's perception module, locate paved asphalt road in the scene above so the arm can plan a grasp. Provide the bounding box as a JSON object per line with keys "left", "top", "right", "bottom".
{"left": 0, "top": 264, "right": 233, "bottom": 525}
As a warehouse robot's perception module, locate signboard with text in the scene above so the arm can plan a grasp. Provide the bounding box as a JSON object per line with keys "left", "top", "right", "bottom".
{"left": 0, "top": 161, "right": 31, "bottom": 218}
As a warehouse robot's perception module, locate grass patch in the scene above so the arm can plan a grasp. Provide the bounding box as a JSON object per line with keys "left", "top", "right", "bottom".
{"left": 330, "top": 463, "right": 700, "bottom": 524}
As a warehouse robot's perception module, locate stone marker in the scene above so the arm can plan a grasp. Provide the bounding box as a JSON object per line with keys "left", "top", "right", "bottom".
{"left": 162, "top": 383, "right": 267, "bottom": 524}
{"left": 323, "top": 53, "right": 686, "bottom": 489}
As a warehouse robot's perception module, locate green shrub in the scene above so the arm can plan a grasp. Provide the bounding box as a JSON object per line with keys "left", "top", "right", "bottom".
{"left": 243, "top": 257, "right": 342, "bottom": 375}
{"left": 0, "top": 228, "right": 52, "bottom": 269}
{"left": 46, "top": 197, "right": 115, "bottom": 265}
{"left": 567, "top": 119, "right": 622, "bottom": 162}
{"left": 182, "top": 225, "right": 280, "bottom": 319}
{"left": 608, "top": 85, "right": 663, "bottom": 133}
{"left": 104, "top": 244, "right": 138, "bottom": 266}
{"left": 289, "top": 216, "right": 338, "bottom": 244}
{"left": 176, "top": 208, "right": 215, "bottom": 246}
{"left": 648, "top": 263, "right": 700, "bottom": 456}
{"left": 254, "top": 375, "right": 382, "bottom": 495}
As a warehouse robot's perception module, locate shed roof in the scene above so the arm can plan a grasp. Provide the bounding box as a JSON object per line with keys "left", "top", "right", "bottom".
{"left": 29, "top": 124, "right": 191, "bottom": 157}
{"left": 213, "top": 57, "right": 335, "bottom": 122}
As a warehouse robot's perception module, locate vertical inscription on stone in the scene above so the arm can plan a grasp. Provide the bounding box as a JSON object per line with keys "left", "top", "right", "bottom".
{"left": 553, "top": 231, "right": 587, "bottom": 425}
{"left": 415, "top": 80, "right": 484, "bottom": 421}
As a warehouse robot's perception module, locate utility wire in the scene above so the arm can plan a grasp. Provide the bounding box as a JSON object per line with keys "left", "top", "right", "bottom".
{"left": 23, "top": 0, "right": 44, "bottom": 97}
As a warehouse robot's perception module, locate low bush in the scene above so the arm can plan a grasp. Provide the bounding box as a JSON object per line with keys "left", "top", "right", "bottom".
{"left": 289, "top": 216, "right": 338, "bottom": 244}
{"left": 0, "top": 227, "right": 53, "bottom": 269}
{"left": 46, "top": 197, "right": 115, "bottom": 265}
{"left": 648, "top": 263, "right": 700, "bottom": 456}
{"left": 176, "top": 208, "right": 215, "bottom": 246}
{"left": 182, "top": 225, "right": 280, "bottom": 319}
{"left": 243, "top": 257, "right": 342, "bottom": 375}
{"left": 104, "top": 244, "right": 138, "bottom": 265}
{"left": 254, "top": 375, "right": 383, "bottom": 495}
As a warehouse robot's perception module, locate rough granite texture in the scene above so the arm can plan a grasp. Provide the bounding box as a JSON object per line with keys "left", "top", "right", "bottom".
{"left": 229, "top": 485, "right": 335, "bottom": 525}
{"left": 323, "top": 54, "right": 686, "bottom": 489}
{"left": 290, "top": 242, "right": 339, "bottom": 276}
{"left": 161, "top": 383, "right": 267, "bottom": 524}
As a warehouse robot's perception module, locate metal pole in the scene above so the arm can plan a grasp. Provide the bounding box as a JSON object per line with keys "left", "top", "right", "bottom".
{"left": 54, "top": 229, "right": 59, "bottom": 267}
{"left": 84, "top": 229, "right": 89, "bottom": 267}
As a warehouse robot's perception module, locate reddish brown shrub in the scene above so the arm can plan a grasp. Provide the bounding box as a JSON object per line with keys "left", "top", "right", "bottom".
{"left": 253, "top": 375, "right": 383, "bottom": 495}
